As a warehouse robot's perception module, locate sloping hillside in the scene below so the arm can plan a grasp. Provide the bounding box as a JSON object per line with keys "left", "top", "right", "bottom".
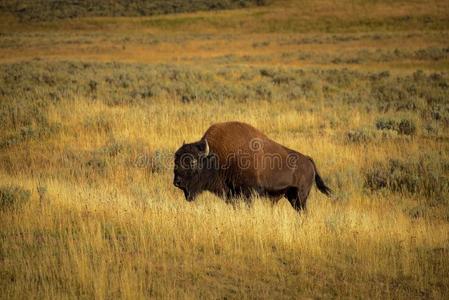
{"left": 0, "top": 0, "right": 268, "bottom": 21}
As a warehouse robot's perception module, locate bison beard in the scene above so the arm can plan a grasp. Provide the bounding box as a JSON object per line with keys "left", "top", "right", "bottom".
{"left": 173, "top": 121, "right": 332, "bottom": 211}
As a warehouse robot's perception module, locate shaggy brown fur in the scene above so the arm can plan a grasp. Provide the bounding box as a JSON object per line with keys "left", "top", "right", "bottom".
{"left": 174, "top": 121, "right": 331, "bottom": 211}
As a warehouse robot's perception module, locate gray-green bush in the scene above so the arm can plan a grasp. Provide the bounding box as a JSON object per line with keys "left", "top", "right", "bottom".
{"left": 375, "top": 118, "right": 417, "bottom": 135}
{"left": 365, "top": 156, "right": 449, "bottom": 202}
{"left": 1, "top": 62, "right": 448, "bottom": 111}
{"left": 345, "top": 128, "right": 374, "bottom": 144}
{"left": 0, "top": 185, "right": 31, "bottom": 210}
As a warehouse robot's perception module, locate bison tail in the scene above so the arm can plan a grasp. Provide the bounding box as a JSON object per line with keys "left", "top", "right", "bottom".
{"left": 315, "top": 172, "right": 332, "bottom": 196}
{"left": 309, "top": 158, "right": 332, "bottom": 196}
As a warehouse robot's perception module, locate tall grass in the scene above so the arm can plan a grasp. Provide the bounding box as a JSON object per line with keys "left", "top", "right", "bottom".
{"left": 1, "top": 176, "right": 448, "bottom": 298}
{"left": 1, "top": 76, "right": 448, "bottom": 297}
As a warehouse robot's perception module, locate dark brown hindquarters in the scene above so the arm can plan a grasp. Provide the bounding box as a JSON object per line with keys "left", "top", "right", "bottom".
{"left": 285, "top": 158, "right": 331, "bottom": 212}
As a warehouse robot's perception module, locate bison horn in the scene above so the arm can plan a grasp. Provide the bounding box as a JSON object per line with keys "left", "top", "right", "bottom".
{"left": 204, "top": 139, "right": 210, "bottom": 156}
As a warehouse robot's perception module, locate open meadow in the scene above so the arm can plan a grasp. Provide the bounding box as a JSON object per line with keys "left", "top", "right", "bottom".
{"left": 1, "top": 0, "right": 449, "bottom": 298}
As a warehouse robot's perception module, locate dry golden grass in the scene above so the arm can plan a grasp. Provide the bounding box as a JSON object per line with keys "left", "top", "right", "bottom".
{"left": 1, "top": 95, "right": 449, "bottom": 298}
{"left": 2, "top": 174, "right": 448, "bottom": 298}
{"left": 1, "top": 0, "right": 449, "bottom": 298}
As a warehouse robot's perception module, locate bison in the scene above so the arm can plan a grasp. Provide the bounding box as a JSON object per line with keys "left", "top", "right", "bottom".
{"left": 173, "top": 121, "right": 331, "bottom": 211}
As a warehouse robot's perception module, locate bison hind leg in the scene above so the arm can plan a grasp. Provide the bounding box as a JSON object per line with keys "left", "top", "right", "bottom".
{"left": 285, "top": 187, "right": 308, "bottom": 212}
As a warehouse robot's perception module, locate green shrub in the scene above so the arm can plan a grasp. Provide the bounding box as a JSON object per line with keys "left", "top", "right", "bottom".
{"left": 364, "top": 156, "right": 449, "bottom": 202}
{"left": 0, "top": 123, "right": 61, "bottom": 150}
{"left": 345, "top": 128, "right": 374, "bottom": 144}
{"left": 0, "top": 185, "right": 31, "bottom": 210}
{"left": 131, "top": 148, "right": 170, "bottom": 174}
{"left": 150, "top": 150, "right": 167, "bottom": 174}
{"left": 1, "top": 62, "right": 447, "bottom": 112}
{"left": 414, "top": 47, "right": 449, "bottom": 61}
{"left": 85, "top": 157, "right": 108, "bottom": 176}
{"left": 253, "top": 83, "right": 273, "bottom": 100}
{"left": 83, "top": 115, "right": 113, "bottom": 135}
{"left": 252, "top": 41, "right": 270, "bottom": 48}
{"left": 375, "top": 118, "right": 416, "bottom": 135}
{"left": 375, "top": 118, "right": 396, "bottom": 131}
{"left": 398, "top": 119, "right": 416, "bottom": 135}
{"left": 98, "top": 140, "right": 129, "bottom": 158}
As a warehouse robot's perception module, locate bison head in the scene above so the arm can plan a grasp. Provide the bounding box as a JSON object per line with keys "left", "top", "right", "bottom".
{"left": 173, "top": 139, "right": 211, "bottom": 201}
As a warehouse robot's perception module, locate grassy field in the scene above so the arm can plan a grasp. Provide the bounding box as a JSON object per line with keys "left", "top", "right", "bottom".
{"left": 1, "top": 0, "right": 449, "bottom": 298}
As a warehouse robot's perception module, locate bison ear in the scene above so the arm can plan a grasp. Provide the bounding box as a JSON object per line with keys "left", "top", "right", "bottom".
{"left": 182, "top": 140, "right": 185, "bottom": 145}
{"left": 198, "top": 139, "right": 210, "bottom": 157}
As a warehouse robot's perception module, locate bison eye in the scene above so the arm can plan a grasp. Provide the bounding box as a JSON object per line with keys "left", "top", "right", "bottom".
{"left": 190, "top": 158, "right": 198, "bottom": 168}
